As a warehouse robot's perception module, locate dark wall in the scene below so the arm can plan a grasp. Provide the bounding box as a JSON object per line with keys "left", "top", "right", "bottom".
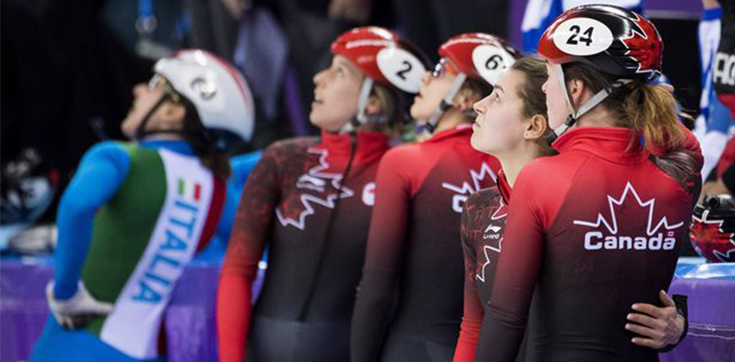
{"left": 1, "top": 0, "right": 153, "bottom": 222}
{"left": 652, "top": 16, "right": 702, "bottom": 117}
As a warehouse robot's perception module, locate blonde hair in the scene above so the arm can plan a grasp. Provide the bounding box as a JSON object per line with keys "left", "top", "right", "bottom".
{"left": 619, "top": 82, "right": 685, "bottom": 150}
{"left": 562, "top": 62, "right": 685, "bottom": 152}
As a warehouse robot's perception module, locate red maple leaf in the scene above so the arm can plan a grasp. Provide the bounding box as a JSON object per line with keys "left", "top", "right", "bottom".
{"left": 691, "top": 218, "right": 735, "bottom": 262}
{"left": 620, "top": 13, "right": 662, "bottom": 77}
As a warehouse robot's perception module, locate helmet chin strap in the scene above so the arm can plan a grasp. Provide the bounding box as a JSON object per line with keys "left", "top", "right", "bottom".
{"left": 545, "top": 63, "right": 631, "bottom": 144}
{"left": 339, "top": 78, "right": 389, "bottom": 134}
{"left": 134, "top": 93, "right": 171, "bottom": 140}
{"left": 423, "top": 73, "right": 467, "bottom": 134}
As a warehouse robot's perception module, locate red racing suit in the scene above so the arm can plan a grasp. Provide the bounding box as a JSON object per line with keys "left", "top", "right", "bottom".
{"left": 350, "top": 125, "right": 501, "bottom": 362}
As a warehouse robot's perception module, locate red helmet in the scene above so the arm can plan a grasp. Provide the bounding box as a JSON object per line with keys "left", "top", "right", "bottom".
{"left": 439, "top": 33, "right": 521, "bottom": 86}
{"left": 331, "top": 26, "right": 429, "bottom": 94}
{"left": 538, "top": 4, "right": 663, "bottom": 81}
{"left": 691, "top": 195, "right": 735, "bottom": 263}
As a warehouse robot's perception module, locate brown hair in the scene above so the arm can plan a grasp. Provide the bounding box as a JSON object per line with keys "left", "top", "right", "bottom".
{"left": 511, "top": 56, "right": 556, "bottom": 155}
{"left": 512, "top": 57, "right": 549, "bottom": 119}
{"left": 179, "top": 96, "right": 232, "bottom": 179}
{"left": 561, "top": 62, "right": 685, "bottom": 151}
{"left": 461, "top": 78, "right": 494, "bottom": 103}
{"left": 454, "top": 78, "right": 494, "bottom": 126}
{"left": 369, "top": 82, "right": 439, "bottom": 138}
{"left": 370, "top": 83, "right": 401, "bottom": 135}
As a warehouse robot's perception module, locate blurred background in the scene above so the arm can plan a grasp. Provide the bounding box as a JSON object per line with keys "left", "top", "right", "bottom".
{"left": 0, "top": 0, "right": 706, "bottom": 229}
{"left": 2, "top": 1, "right": 726, "bottom": 361}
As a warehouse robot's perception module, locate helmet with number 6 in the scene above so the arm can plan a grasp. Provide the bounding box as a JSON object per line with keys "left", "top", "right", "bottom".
{"left": 420, "top": 33, "right": 520, "bottom": 133}
{"left": 439, "top": 33, "right": 521, "bottom": 87}
{"left": 691, "top": 195, "right": 735, "bottom": 263}
{"left": 538, "top": 4, "right": 663, "bottom": 82}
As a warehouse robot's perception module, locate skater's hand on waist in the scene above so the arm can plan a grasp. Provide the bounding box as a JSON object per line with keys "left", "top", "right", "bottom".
{"left": 46, "top": 281, "right": 114, "bottom": 330}
{"left": 626, "top": 290, "right": 685, "bottom": 349}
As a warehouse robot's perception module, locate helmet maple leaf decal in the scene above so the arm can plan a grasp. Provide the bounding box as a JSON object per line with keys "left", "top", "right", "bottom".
{"left": 692, "top": 210, "right": 735, "bottom": 263}
{"left": 620, "top": 12, "right": 662, "bottom": 78}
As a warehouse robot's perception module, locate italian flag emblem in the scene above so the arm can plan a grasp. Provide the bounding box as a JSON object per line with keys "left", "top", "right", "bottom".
{"left": 178, "top": 178, "right": 202, "bottom": 201}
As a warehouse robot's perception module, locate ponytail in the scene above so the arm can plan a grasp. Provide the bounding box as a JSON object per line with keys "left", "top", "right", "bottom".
{"left": 563, "top": 62, "right": 685, "bottom": 152}
{"left": 621, "top": 82, "right": 685, "bottom": 152}
{"left": 179, "top": 96, "right": 232, "bottom": 180}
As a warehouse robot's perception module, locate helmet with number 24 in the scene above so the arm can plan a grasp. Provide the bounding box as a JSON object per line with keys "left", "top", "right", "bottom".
{"left": 538, "top": 4, "right": 664, "bottom": 82}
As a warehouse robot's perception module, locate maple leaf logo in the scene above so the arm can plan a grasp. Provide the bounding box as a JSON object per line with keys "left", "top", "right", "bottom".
{"left": 442, "top": 162, "right": 497, "bottom": 196}
{"left": 573, "top": 182, "right": 683, "bottom": 236}
{"left": 715, "top": 246, "right": 735, "bottom": 262}
{"left": 477, "top": 198, "right": 507, "bottom": 283}
{"left": 691, "top": 210, "right": 735, "bottom": 263}
{"left": 487, "top": 197, "right": 508, "bottom": 223}
{"left": 442, "top": 162, "right": 497, "bottom": 213}
{"left": 275, "top": 147, "right": 354, "bottom": 230}
{"left": 620, "top": 12, "right": 662, "bottom": 79}
{"left": 476, "top": 245, "right": 499, "bottom": 283}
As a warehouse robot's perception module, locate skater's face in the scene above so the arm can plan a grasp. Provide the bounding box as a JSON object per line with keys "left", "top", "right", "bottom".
{"left": 121, "top": 75, "right": 185, "bottom": 139}
{"left": 542, "top": 62, "right": 571, "bottom": 130}
{"left": 410, "top": 58, "right": 458, "bottom": 121}
{"left": 310, "top": 56, "right": 365, "bottom": 132}
{"left": 471, "top": 69, "right": 531, "bottom": 156}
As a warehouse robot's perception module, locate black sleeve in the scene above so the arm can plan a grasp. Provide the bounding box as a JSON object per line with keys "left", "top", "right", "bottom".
{"left": 658, "top": 294, "right": 689, "bottom": 353}
{"left": 651, "top": 150, "right": 702, "bottom": 210}
{"left": 705, "top": 165, "right": 718, "bottom": 183}
{"left": 350, "top": 271, "right": 398, "bottom": 362}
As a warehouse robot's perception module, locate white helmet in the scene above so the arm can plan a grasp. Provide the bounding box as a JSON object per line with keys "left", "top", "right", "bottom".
{"left": 154, "top": 49, "right": 255, "bottom": 143}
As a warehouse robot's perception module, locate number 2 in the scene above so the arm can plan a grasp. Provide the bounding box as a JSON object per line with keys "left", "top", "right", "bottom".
{"left": 396, "top": 60, "right": 412, "bottom": 81}
{"left": 566, "top": 25, "right": 581, "bottom": 45}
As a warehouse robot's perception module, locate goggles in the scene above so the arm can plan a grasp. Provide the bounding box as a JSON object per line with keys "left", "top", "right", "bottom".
{"left": 432, "top": 58, "right": 458, "bottom": 78}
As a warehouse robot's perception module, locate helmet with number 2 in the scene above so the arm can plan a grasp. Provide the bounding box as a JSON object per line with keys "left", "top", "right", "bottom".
{"left": 330, "top": 27, "right": 429, "bottom": 130}
{"left": 439, "top": 33, "right": 521, "bottom": 87}
{"left": 538, "top": 4, "right": 663, "bottom": 82}
{"left": 331, "top": 26, "right": 429, "bottom": 94}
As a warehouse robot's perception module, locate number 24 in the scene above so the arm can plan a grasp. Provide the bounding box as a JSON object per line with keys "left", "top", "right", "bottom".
{"left": 567, "top": 25, "right": 593, "bottom": 46}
